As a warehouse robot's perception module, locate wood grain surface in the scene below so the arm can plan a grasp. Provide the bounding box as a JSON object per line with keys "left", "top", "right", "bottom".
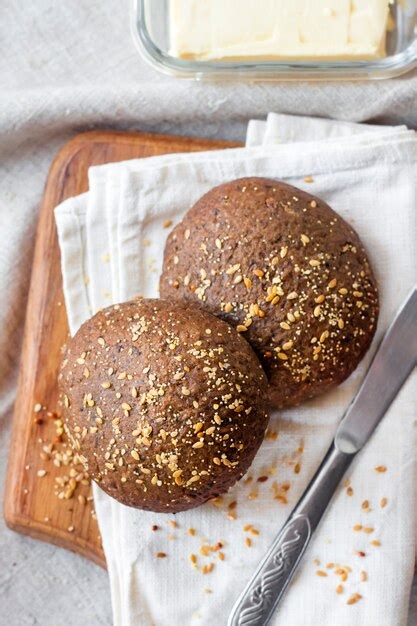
{"left": 3, "top": 130, "right": 240, "bottom": 568}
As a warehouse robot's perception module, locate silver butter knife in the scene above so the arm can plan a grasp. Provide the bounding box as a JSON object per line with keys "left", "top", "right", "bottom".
{"left": 228, "top": 287, "right": 417, "bottom": 626}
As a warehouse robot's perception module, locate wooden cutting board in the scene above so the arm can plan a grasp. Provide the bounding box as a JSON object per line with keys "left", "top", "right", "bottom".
{"left": 4, "top": 130, "right": 240, "bottom": 568}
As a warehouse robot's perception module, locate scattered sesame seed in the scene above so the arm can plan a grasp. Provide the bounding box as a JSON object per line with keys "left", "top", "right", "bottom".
{"left": 360, "top": 570, "right": 368, "bottom": 582}
{"left": 347, "top": 593, "right": 362, "bottom": 605}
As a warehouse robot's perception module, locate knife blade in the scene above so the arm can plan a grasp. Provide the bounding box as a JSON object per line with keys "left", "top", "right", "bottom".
{"left": 228, "top": 287, "right": 417, "bottom": 626}
{"left": 336, "top": 286, "right": 417, "bottom": 453}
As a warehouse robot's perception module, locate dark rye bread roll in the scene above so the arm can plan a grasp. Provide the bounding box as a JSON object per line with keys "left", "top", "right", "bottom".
{"left": 59, "top": 298, "right": 268, "bottom": 513}
{"left": 160, "top": 177, "right": 379, "bottom": 409}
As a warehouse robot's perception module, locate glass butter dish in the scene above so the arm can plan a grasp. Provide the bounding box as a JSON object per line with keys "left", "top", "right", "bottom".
{"left": 131, "top": 0, "right": 417, "bottom": 81}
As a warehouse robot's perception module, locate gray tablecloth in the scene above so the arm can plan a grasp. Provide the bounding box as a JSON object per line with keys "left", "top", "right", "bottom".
{"left": 0, "top": 1, "right": 416, "bottom": 624}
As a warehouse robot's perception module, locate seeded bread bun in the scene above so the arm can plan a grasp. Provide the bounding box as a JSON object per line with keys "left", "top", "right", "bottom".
{"left": 59, "top": 298, "right": 268, "bottom": 513}
{"left": 160, "top": 177, "right": 379, "bottom": 409}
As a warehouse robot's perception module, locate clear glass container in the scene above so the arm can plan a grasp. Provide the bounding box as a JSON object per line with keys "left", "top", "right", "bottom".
{"left": 131, "top": 0, "right": 417, "bottom": 81}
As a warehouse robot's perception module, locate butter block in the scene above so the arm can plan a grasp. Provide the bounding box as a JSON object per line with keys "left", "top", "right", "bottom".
{"left": 169, "top": 0, "right": 391, "bottom": 61}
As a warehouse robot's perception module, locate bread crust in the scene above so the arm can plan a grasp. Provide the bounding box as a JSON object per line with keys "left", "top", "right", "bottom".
{"left": 160, "top": 177, "right": 379, "bottom": 408}
{"left": 59, "top": 298, "right": 269, "bottom": 513}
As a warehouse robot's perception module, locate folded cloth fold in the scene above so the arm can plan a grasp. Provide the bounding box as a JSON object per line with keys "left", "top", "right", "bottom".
{"left": 55, "top": 114, "right": 416, "bottom": 626}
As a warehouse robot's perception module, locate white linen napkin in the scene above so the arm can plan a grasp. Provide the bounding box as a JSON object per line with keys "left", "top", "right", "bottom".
{"left": 55, "top": 115, "right": 416, "bottom": 626}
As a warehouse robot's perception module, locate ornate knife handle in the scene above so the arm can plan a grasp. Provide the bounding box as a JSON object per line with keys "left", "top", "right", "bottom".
{"left": 228, "top": 444, "right": 354, "bottom": 626}
{"left": 228, "top": 513, "right": 311, "bottom": 626}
